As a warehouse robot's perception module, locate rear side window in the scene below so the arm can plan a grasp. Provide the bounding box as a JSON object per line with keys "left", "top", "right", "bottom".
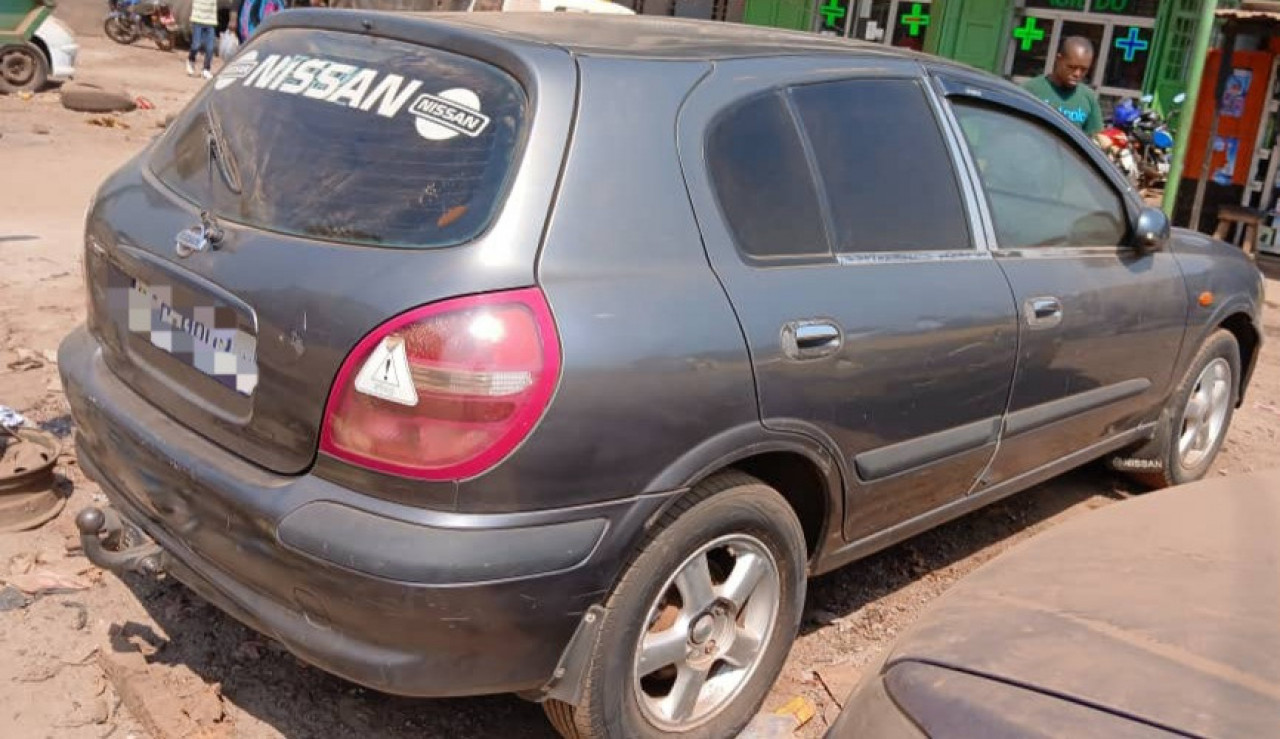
{"left": 150, "top": 29, "right": 527, "bottom": 248}
{"left": 790, "top": 79, "right": 971, "bottom": 253}
{"left": 706, "top": 92, "right": 830, "bottom": 260}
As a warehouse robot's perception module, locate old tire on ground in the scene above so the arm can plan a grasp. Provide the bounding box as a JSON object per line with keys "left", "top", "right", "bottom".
{"left": 0, "top": 43, "right": 48, "bottom": 94}
{"left": 60, "top": 82, "right": 137, "bottom": 113}
{"left": 1130, "top": 329, "right": 1240, "bottom": 489}
{"left": 544, "top": 472, "right": 806, "bottom": 739}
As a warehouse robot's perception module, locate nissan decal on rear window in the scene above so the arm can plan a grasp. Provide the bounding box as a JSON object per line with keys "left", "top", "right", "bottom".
{"left": 151, "top": 29, "right": 527, "bottom": 249}
{"left": 212, "top": 50, "right": 491, "bottom": 142}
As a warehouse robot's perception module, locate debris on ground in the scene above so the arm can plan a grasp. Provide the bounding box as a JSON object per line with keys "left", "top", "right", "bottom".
{"left": 808, "top": 608, "right": 840, "bottom": 626}
{"left": 1255, "top": 401, "right": 1280, "bottom": 417}
{"left": 0, "top": 405, "right": 29, "bottom": 428}
{"left": 6, "top": 348, "right": 44, "bottom": 371}
{"left": 134, "top": 96, "right": 155, "bottom": 110}
{"left": 8, "top": 551, "right": 35, "bottom": 575}
{"left": 63, "top": 600, "right": 89, "bottom": 630}
{"left": 5, "top": 568, "right": 91, "bottom": 595}
{"left": 86, "top": 115, "right": 130, "bottom": 129}
{"left": 0, "top": 585, "right": 29, "bottom": 612}
{"left": 773, "top": 695, "right": 817, "bottom": 729}
{"left": 814, "top": 662, "right": 862, "bottom": 709}
{"left": 738, "top": 714, "right": 799, "bottom": 738}
{"left": 99, "top": 636, "right": 233, "bottom": 739}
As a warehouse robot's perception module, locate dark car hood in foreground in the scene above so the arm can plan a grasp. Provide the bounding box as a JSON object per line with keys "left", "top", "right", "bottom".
{"left": 881, "top": 472, "right": 1280, "bottom": 737}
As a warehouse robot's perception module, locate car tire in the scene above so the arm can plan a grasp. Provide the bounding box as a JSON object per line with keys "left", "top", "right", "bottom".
{"left": 544, "top": 472, "right": 806, "bottom": 739}
{"left": 0, "top": 43, "right": 49, "bottom": 94}
{"left": 1131, "top": 329, "right": 1240, "bottom": 489}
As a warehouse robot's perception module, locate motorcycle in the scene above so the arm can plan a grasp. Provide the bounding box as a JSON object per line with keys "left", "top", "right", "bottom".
{"left": 1101, "top": 92, "right": 1187, "bottom": 190}
{"left": 104, "top": 0, "right": 178, "bottom": 51}
{"left": 1099, "top": 113, "right": 1141, "bottom": 187}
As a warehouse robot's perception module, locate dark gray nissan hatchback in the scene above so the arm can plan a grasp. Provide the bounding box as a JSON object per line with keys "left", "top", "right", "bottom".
{"left": 61, "top": 10, "right": 1263, "bottom": 739}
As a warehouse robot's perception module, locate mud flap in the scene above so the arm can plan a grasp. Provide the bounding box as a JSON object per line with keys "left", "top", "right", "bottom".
{"left": 533, "top": 604, "right": 606, "bottom": 705}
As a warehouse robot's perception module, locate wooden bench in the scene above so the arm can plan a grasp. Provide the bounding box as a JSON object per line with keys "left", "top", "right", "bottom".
{"left": 1213, "top": 205, "right": 1265, "bottom": 259}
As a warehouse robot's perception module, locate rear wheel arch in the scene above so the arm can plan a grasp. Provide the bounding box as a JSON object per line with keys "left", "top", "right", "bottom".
{"left": 721, "top": 452, "right": 829, "bottom": 561}
{"left": 647, "top": 440, "right": 840, "bottom": 565}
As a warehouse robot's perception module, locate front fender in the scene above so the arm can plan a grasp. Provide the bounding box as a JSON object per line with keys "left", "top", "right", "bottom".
{"left": 1168, "top": 229, "right": 1263, "bottom": 395}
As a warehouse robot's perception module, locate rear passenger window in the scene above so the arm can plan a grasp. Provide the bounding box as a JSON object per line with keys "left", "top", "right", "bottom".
{"left": 707, "top": 92, "right": 830, "bottom": 260}
{"left": 790, "top": 79, "right": 971, "bottom": 253}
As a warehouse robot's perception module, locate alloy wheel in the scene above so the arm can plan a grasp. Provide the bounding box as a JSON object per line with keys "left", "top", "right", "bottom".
{"left": 632, "top": 534, "right": 781, "bottom": 731}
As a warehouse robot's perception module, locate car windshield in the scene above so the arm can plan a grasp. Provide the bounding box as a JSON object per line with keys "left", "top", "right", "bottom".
{"left": 149, "top": 29, "right": 529, "bottom": 248}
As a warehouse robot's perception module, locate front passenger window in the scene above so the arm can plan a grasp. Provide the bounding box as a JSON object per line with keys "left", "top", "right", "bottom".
{"left": 952, "top": 102, "right": 1128, "bottom": 249}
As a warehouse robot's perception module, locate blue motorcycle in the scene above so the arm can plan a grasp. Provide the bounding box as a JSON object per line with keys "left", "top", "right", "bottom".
{"left": 1112, "top": 93, "right": 1186, "bottom": 190}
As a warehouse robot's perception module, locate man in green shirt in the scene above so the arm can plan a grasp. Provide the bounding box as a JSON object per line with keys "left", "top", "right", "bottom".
{"left": 1022, "top": 36, "right": 1105, "bottom": 140}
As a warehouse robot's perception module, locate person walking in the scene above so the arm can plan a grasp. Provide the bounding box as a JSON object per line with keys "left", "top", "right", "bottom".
{"left": 187, "top": 0, "right": 218, "bottom": 80}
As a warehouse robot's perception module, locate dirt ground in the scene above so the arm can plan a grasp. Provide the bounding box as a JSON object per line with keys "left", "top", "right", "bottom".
{"left": 4, "top": 6, "right": 1280, "bottom": 738}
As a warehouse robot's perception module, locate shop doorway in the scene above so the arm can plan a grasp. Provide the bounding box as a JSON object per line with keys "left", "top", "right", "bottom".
{"left": 1004, "top": 0, "right": 1157, "bottom": 110}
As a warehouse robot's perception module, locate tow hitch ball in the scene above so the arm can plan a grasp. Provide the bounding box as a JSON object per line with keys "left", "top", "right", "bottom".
{"left": 76, "top": 506, "right": 165, "bottom": 577}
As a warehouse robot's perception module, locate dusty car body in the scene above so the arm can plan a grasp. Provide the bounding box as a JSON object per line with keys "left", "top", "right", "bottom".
{"left": 60, "top": 11, "right": 1263, "bottom": 738}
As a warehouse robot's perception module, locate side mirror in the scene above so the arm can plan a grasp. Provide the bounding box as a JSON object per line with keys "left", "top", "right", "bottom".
{"left": 1133, "top": 207, "right": 1171, "bottom": 252}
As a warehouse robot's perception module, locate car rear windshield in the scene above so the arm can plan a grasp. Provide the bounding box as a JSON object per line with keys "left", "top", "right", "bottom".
{"left": 150, "top": 29, "right": 528, "bottom": 249}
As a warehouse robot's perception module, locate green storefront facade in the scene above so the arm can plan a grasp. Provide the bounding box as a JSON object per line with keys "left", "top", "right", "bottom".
{"left": 730, "top": 0, "right": 1212, "bottom": 114}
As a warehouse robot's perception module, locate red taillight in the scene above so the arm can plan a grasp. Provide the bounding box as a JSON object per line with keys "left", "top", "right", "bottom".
{"left": 320, "top": 288, "right": 561, "bottom": 480}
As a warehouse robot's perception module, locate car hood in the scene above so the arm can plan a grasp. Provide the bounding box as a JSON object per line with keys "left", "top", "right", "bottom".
{"left": 883, "top": 472, "right": 1280, "bottom": 737}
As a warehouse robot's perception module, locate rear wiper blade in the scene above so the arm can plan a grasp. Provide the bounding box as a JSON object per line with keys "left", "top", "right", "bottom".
{"left": 205, "top": 108, "right": 243, "bottom": 195}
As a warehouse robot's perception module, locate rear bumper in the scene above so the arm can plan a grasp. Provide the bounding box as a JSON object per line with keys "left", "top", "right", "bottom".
{"left": 59, "top": 325, "right": 673, "bottom": 697}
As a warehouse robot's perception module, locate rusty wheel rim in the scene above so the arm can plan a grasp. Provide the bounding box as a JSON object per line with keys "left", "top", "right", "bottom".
{"left": 632, "top": 534, "right": 779, "bottom": 731}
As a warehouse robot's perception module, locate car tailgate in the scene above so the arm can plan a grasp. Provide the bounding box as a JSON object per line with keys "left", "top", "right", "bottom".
{"left": 79, "top": 19, "right": 575, "bottom": 475}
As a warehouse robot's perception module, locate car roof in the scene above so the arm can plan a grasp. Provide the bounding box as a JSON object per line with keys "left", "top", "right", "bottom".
{"left": 333, "top": 10, "right": 927, "bottom": 61}
{"left": 877, "top": 471, "right": 1280, "bottom": 736}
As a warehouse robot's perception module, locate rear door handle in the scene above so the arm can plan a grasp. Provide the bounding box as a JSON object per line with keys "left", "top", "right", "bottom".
{"left": 1025, "top": 297, "right": 1063, "bottom": 329}
{"left": 782, "top": 320, "right": 842, "bottom": 360}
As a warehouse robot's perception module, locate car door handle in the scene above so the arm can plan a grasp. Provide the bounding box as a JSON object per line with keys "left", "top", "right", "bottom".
{"left": 1025, "top": 297, "right": 1063, "bottom": 329}
{"left": 782, "top": 320, "right": 842, "bottom": 360}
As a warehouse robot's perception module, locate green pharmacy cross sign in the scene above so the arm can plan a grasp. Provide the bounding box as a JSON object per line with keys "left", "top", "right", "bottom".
{"left": 819, "top": 0, "right": 846, "bottom": 29}
{"left": 901, "top": 3, "right": 930, "bottom": 37}
{"left": 1114, "top": 27, "right": 1149, "bottom": 63}
{"left": 1013, "top": 17, "right": 1045, "bottom": 52}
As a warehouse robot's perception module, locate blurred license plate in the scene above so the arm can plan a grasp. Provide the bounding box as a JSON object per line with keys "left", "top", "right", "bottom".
{"left": 117, "top": 272, "right": 259, "bottom": 396}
